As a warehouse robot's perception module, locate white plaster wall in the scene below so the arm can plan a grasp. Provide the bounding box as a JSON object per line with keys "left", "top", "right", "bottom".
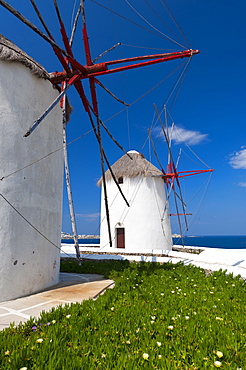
{"left": 100, "top": 175, "right": 172, "bottom": 251}
{"left": 0, "top": 60, "right": 63, "bottom": 302}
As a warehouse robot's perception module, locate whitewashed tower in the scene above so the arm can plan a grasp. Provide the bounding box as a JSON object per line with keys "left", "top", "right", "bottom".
{"left": 99, "top": 150, "right": 173, "bottom": 252}
{"left": 0, "top": 35, "right": 63, "bottom": 302}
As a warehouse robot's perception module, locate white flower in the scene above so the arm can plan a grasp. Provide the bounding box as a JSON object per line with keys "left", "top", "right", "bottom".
{"left": 157, "top": 341, "right": 161, "bottom": 347}
{"left": 52, "top": 320, "right": 56, "bottom": 324}
{"left": 150, "top": 320, "right": 155, "bottom": 324}
{"left": 158, "top": 355, "right": 162, "bottom": 359}
{"left": 151, "top": 316, "right": 156, "bottom": 320}
{"left": 168, "top": 325, "right": 174, "bottom": 330}
{"left": 143, "top": 353, "right": 149, "bottom": 360}
{"left": 36, "top": 338, "right": 43, "bottom": 343}
{"left": 126, "top": 340, "right": 131, "bottom": 344}
{"left": 216, "top": 351, "right": 223, "bottom": 358}
{"left": 101, "top": 353, "right": 107, "bottom": 358}
{"left": 214, "top": 360, "right": 222, "bottom": 367}
{"left": 136, "top": 328, "right": 140, "bottom": 333}
{"left": 66, "top": 314, "right": 71, "bottom": 318}
{"left": 110, "top": 307, "right": 114, "bottom": 311}
{"left": 171, "top": 290, "right": 175, "bottom": 293}
{"left": 161, "top": 293, "right": 164, "bottom": 296}
{"left": 20, "top": 368, "right": 28, "bottom": 370}
{"left": 185, "top": 316, "right": 189, "bottom": 320}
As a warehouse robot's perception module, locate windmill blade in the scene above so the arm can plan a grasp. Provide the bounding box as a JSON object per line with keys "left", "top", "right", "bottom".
{"left": 61, "top": 86, "right": 81, "bottom": 264}
{"left": 148, "top": 129, "right": 164, "bottom": 171}
{"left": 88, "top": 111, "right": 113, "bottom": 247}
{"left": 154, "top": 104, "right": 189, "bottom": 235}
{"left": 30, "top": 0, "right": 70, "bottom": 73}
{"left": 175, "top": 178, "right": 189, "bottom": 231}
{"left": 88, "top": 102, "right": 132, "bottom": 158}
{"left": 95, "top": 78, "right": 129, "bottom": 106}
{"left": 23, "top": 74, "right": 81, "bottom": 137}
{"left": 172, "top": 187, "right": 185, "bottom": 247}
{"left": 78, "top": 0, "right": 113, "bottom": 248}
{"left": 102, "top": 150, "right": 130, "bottom": 208}
{"left": 93, "top": 42, "right": 121, "bottom": 63}
{"left": 69, "top": 3, "right": 81, "bottom": 46}
{"left": 0, "top": 0, "right": 69, "bottom": 57}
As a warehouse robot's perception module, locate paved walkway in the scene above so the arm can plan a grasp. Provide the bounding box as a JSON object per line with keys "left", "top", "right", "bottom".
{"left": 0, "top": 273, "right": 114, "bottom": 331}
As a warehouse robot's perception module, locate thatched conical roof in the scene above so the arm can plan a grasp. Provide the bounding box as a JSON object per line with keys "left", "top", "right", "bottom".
{"left": 97, "top": 150, "right": 163, "bottom": 186}
{"left": 0, "top": 34, "right": 49, "bottom": 79}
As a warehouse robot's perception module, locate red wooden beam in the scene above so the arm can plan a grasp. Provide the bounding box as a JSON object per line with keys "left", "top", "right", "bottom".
{"left": 49, "top": 49, "right": 199, "bottom": 84}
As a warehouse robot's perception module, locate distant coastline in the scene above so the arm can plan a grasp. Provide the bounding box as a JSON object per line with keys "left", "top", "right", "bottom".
{"left": 62, "top": 232, "right": 182, "bottom": 239}
{"left": 61, "top": 232, "right": 99, "bottom": 239}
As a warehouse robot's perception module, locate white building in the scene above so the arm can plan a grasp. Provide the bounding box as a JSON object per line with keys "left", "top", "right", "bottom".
{"left": 0, "top": 35, "right": 63, "bottom": 302}
{"left": 99, "top": 150, "right": 173, "bottom": 252}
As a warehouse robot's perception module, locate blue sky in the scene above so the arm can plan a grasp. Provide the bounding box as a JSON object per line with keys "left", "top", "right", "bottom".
{"left": 1, "top": 0, "right": 245, "bottom": 236}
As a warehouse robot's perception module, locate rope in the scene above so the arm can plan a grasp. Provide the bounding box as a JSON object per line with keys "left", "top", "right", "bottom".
{"left": 121, "top": 43, "right": 180, "bottom": 51}
{"left": 103, "top": 59, "right": 188, "bottom": 125}
{"left": 89, "top": 0, "right": 186, "bottom": 44}
{"left": 0, "top": 127, "right": 95, "bottom": 182}
{"left": 160, "top": 0, "right": 191, "bottom": 49}
{"left": 186, "top": 172, "right": 213, "bottom": 231}
{"left": 0, "top": 192, "right": 75, "bottom": 259}
{"left": 171, "top": 123, "right": 211, "bottom": 168}
{"left": 124, "top": 0, "right": 186, "bottom": 49}
{"left": 143, "top": 0, "right": 187, "bottom": 47}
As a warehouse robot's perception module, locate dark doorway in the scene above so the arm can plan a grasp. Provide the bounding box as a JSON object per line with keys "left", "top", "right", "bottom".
{"left": 116, "top": 228, "right": 125, "bottom": 249}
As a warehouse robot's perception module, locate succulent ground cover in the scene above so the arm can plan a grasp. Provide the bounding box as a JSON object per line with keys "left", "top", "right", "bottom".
{"left": 0, "top": 260, "right": 245, "bottom": 369}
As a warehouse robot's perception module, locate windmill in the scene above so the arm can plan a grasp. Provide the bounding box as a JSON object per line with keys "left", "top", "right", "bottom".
{"left": 0, "top": 0, "right": 200, "bottom": 255}
{"left": 148, "top": 104, "right": 214, "bottom": 245}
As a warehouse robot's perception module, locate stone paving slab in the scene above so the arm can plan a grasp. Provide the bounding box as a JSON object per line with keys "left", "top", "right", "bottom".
{"left": 0, "top": 273, "right": 114, "bottom": 331}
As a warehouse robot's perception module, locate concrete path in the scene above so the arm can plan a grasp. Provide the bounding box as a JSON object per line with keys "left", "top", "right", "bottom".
{"left": 0, "top": 273, "right": 114, "bottom": 331}
{"left": 61, "top": 244, "right": 246, "bottom": 280}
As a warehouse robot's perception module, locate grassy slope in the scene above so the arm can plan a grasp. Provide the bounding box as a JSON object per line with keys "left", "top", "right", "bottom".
{"left": 0, "top": 260, "right": 245, "bottom": 369}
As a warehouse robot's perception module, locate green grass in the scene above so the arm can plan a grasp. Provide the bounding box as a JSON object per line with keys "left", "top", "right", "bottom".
{"left": 0, "top": 260, "right": 245, "bottom": 369}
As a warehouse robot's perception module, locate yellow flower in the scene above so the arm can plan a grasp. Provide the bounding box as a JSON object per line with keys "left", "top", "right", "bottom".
{"left": 214, "top": 361, "right": 222, "bottom": 367}
{"left": 5, "top": 350, "right": 10, "bottom": 355}
{"left": 143, "top": 353, "right": 149, "bottom": 360}
{"left": 216, "top": 351, "right": 223, "bottom": 358}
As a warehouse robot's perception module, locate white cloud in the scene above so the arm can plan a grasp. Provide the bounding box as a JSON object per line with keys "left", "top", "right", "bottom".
{"left": 76, "top": 213, "right": 100, "bottom": 222}
{"left": 238, "top": 182, "right": 246, "bottom": 187}
{"left": 229, "top": 148, "right": 246, "bottom": 169}
{"left": 155, "top": 125, "right": 208, "bottom": 146}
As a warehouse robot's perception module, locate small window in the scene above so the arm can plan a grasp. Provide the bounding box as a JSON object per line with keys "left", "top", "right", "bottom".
{"left": 118, "top": 177, "right": 123, "bottom": 184}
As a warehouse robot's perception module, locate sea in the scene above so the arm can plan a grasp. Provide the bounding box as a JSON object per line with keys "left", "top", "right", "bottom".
{"left": 173, "top": 235, "right": 246, "bottom": 249}
{"left": 62, "top": 236, "right": 246, "bottom": 249}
